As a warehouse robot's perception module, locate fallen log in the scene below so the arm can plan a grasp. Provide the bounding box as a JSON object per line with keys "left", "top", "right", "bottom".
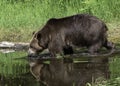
{"left": 0, "top": 41, "right": 29, "bottom": 53}
{"left": 0, "top": 41, "right": 29, "bottom": 50}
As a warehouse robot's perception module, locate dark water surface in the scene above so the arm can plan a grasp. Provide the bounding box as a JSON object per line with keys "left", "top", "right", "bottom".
{"left": 0, "top": 51, "right": 120, "bottom": 86}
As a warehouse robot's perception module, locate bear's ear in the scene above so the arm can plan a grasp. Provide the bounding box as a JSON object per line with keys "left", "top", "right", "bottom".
{"left": 32, "top": 31, "right": 36, "bottom": 35}
{"left": 36, "top": 33, "right": 41, "bottom": 40}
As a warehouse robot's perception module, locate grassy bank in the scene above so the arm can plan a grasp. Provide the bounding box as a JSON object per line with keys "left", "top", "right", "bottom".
{"left": 0, "top": 51, "right": 28, "bottom": 76}
{"left": 0, "top": 0, "right": 120, "bottom": 42}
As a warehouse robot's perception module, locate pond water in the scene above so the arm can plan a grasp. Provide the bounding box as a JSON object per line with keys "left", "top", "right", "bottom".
{"left": 0, "top": 49, "right": 120, "bottom": 86}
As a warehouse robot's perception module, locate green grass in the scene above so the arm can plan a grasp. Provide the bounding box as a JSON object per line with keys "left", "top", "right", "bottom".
{"left": 0, "top": 51, "right": 28, "bottom": 77}
{"left": 0, "top": 0, "right": 120, "bottom": 42}
{"left": 0, "top": 51, "right": 27, "bottom": 64}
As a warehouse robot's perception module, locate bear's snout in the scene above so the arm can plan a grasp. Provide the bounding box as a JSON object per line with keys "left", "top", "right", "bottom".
{"left": 28, "top": 48, "right": 37, "bottom": 57}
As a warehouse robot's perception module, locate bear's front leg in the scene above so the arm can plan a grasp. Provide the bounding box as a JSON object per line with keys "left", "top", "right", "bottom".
{"left": 48, "top": 42, "right": 64, "bottom": 57}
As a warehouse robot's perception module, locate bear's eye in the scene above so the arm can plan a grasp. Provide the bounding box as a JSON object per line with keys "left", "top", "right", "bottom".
{"left": 30, "top": 45, "right": 35, "bottom": 49}
{"left": 37, "top": 33, "right": 41, "bottom": 40}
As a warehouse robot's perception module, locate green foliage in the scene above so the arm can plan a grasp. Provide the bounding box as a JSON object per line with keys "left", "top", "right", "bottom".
{"left": 0, "top": 52, "right": 28, "bottom": 77}
{"left": 0, "top": 0, "right": 120, "bottom": 42}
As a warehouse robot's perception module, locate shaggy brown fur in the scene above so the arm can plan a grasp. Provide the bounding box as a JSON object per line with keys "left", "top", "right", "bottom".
{"left": 28, "top": 14, "right": 114, "bottom": 57}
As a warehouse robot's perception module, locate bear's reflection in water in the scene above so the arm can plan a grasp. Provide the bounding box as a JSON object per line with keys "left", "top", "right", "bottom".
{"left": 29, "top": 57, "right": 110, "bottom": 86}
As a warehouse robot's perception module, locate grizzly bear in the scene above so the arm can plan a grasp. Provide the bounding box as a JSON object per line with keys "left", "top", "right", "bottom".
{"left": 28, "top": 14, "right": 115, "bottom": 57}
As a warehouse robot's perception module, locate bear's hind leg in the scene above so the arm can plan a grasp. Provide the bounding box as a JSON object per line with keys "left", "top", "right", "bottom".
{"left": 88, "top": 42, "right": 102, "bottom": 55}
{"left": 103, "top": 39, "right": 115, "bottom": 54}
{"left": 48, "top": 42, "right": 64, "bottom": 57}
{"left": 103, "top": 39, "right": 115, "bottom": 50}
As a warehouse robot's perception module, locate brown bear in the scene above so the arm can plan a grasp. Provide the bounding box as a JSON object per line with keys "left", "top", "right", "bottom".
{"left": 28, "top": 14, "right": 115, "bottom": 57}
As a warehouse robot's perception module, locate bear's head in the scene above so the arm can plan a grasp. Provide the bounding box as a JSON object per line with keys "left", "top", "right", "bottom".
{"left": 28, "top": 31, "right": 48, "bottom": 57}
